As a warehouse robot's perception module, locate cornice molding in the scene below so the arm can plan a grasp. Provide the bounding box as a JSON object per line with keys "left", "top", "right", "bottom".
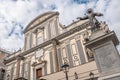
{"left": 5, "top": 21, "right": 90, "bottom": 64}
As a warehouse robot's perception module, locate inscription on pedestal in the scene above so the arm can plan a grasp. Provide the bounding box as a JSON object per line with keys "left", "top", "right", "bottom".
{"left": 94, "top": 41, "right": 120, "bottom": 75}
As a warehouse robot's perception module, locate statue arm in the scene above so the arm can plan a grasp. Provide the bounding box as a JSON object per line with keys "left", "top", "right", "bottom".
{"left": 94, "top": 13, "right": 103, "bottom": 16}
{"left": 77, "top": 16, "right": 88, "bottom": 20}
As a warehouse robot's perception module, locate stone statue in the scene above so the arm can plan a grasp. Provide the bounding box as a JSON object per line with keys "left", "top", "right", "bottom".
{"left": 78, "top": 8, "right": 103, "bottom": 32}
{"left": 83, "top": 31, "right": 90, "bottom": 43}
{"left": 86, "top": 48, "right": 94, "bottom": 60}
{"left": 100, "top": 21, "right": 110, "bottom": 33}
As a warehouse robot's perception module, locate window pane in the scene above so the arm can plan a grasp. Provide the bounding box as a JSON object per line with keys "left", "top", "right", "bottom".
{"left": 62, "top": 48, "right": 67, "bottom": 57}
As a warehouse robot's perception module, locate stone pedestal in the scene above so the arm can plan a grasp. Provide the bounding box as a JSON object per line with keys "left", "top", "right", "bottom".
{"left": 85, "top": 31, "right": 120, "bottom": 80}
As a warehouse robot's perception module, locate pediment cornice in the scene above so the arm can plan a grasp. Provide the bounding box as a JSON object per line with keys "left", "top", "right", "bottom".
{"left": 24, "top": 11, "right": 59, "bottom": 33}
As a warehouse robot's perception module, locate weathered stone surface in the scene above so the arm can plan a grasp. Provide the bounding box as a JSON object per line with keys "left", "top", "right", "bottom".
{"left": 94, "top": 41, "right": 120, "bottom": 76}
{"left": 89, "top": 30, "right": 106, "bottom": 40}
{"left": 85, "top": 31, "right": 120, "bottom": 80}
{"left": 105, "top": 77, "right": 120, "bottom": 80}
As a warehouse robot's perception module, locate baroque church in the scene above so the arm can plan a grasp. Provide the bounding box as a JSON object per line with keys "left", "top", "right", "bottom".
{"left": 4, "top": 10, "right": 120, "bottom": 80}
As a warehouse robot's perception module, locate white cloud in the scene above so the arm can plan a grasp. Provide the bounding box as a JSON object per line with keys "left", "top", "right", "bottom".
{"left": 0, "top": 0, "right": 120, "bottom": 52}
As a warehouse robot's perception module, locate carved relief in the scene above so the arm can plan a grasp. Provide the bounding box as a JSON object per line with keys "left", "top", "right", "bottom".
{"left": 86, "top": 48, "right": 94, "bottom": 61}
{"left": 95, "top": 43, "right": 117, "bottom": 72}
{"left": 82, "top": 31, "right": 90, "bottom": 43}
{"left": 100, "top": 21, "right": 110, "bottom": 33}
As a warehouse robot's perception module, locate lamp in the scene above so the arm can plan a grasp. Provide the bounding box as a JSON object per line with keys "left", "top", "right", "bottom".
{"left": 74, "top": 72, "right": 78, "bottom": 79}
{"left": 61, "top": 63, "right": 69, "bottom": 80}
{"left": 1, "top": 68, "right": 5, "bottom": 80}
{"left": 89, "top": 72, "right": 94, "bottom": 80}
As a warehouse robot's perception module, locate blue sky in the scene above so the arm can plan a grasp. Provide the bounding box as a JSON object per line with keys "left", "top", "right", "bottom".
{"left": 0, "top": 0, "right": 120, "bottom": 52}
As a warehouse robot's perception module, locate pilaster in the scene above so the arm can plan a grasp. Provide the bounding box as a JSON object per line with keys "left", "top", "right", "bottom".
{"left": 51, "top": 39, "right": 59, "bottom": 72}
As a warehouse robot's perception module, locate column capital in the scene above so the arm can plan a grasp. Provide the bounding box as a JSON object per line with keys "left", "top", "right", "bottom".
{"left": 51, "top": 39, "right": 59, "bottom": 45}
{"left": 15, "top": 55, "right": 25, "bottom": 60}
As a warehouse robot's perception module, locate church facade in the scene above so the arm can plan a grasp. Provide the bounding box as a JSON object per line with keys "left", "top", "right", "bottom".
{"left": 4, "top": 11, "right": 120, "bottom": 80}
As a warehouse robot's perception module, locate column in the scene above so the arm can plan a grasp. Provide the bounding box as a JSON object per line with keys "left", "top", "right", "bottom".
{"left": 16, "top": 59, "right": 21, "bottom": 78}
{"left": 55, "top": 18, "right": 59, "bottom": 36}
{"left": 28, "top": 61, "right": 31, "bottom": 80}
{"left": 52, "top": 39, "right": 59, "bottom": 72}
{"left": 15, "top": 56, "right": 24, "bottom": 79}
{"left": 49, "top": 51, "right": 54, "bottom": 73}
{"left": 33, "top": 29, "right": 38, "bottom": 46}
{"left": 44, "top": 64, "right": 47, "bottom": 75}
{"left": 57, "top": 48, "right": 62, "bottom": 71}
{"left": 30, "top": 32, "right": 32, "bottom": 48}
{"left": 33, "top": 68, "right": 36, "bottom": 80}
{"left": 48, "top": 23, "right": 51, "bottom": 39}
{"left": 24, "top": 37, "right": 27, "bottom": 50}
{"left": 21, "top": 63, "right": 25, "bottom": 78}
{"left": 10, "top": 64, "right": 14, "bottom": 80}
{"left": 76, "top": 40, "right": 86, "bottom": 64}
{"left": 66, "top": 44, "right": 74, "bottom": 67}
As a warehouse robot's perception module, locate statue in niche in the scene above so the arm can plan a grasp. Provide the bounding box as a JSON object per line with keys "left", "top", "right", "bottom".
{"left": 78, "top": 8, "right": 103, "bottom": 32}
{"left": 100, "top": 21, "right": 110, "bottom": 33}
{"left": 86, "top": 48, "right": 94, "bottom": 61}
{"left": 83, "top": 31, "right": 90, "bottom": 43}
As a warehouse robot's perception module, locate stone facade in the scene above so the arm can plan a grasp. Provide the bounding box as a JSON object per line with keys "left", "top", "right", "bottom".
{"left": 0, "top": 48, "right": 10, "bottom": 80}
{"left": 4, "top": 11, "right": 120, "bottom": 80}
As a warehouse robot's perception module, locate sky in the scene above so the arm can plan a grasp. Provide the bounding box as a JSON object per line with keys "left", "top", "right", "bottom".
{"left": 0, "top": 0, "right": 120, "bottom": 52}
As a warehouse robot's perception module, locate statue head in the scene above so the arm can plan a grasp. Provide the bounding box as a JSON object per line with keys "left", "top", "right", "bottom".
{"left": 87, "top": 8, "right": 93, "bottom": 14}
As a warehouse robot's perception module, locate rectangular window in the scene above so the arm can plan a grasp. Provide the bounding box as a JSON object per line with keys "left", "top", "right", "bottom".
{"left": 50, "top": 21, "right": 56, "bottom": 37}
{"left": 37, "top": 31, "right": 43, "bottom": 45}
{"left": 71, "top": 44, "right": 77, "bottom": 54}
{"left": 32, "top": 33, "right": 36, "bottom": 47}
{"left": 62, "top": 48, "right": 67, "bottom": 58}
{"left": 44, "top": 28, "right": 47, "bottom": 40}
{"left": 26, "top": 34, "right": 30, "bottom": 50}
{"left": 36, "top": 68, "right": 42, "bottom": 79}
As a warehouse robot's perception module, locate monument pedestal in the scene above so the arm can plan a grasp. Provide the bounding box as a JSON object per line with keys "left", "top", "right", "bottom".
{"left": 85, "top": 31, "right": 120, "bottom": 80}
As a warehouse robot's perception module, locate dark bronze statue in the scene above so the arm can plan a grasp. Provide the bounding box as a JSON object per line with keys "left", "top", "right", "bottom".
{"left": 78, "top": 8, "right": 103, "bottom": 32}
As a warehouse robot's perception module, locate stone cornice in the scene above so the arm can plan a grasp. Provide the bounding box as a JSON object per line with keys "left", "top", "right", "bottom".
{"left": 5, "top": 21, "right": 90, "bottom": 64}
{"left": 31, "top": 60, "right": 47, "bottom": 67}
{"left": 84, "top": 31, "right": 119, "bottom": 48}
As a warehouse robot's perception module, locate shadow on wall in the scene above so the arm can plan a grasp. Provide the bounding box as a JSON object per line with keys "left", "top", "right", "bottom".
{"left": 117, "top": 37, "right": 120, "bottom": 54}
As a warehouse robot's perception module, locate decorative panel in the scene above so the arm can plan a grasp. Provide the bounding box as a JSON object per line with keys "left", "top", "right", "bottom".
{"left": 62, "top": 48, "right": 69, "bottom": 64}
{"left": 71, "top": 44, "right": 80, "bottom": 66}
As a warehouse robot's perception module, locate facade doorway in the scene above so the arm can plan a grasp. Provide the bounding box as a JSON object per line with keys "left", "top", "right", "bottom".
{"left": 36, "top": 68, "right": 42, "bottom": 80}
